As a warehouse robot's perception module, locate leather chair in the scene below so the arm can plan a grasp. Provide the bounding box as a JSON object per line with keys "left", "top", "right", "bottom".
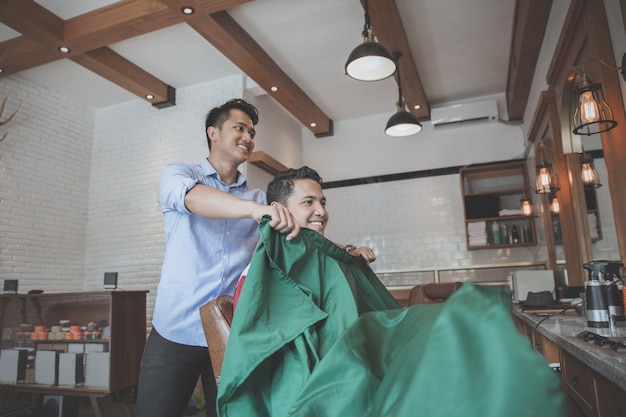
{"left": 199, "top": 295, "right": 234, "bottom": 378}
{"left": 408, "top": 282, "right": 463, "bottom": 305}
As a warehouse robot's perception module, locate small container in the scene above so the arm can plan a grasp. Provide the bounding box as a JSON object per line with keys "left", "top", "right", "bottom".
{"left": 59, "top": 320, "right": 70, "bottom": 332}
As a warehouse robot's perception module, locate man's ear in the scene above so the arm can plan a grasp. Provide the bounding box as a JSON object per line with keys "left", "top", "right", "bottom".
{"left": 207, "top": 126, "right": 217, "bottom": 143}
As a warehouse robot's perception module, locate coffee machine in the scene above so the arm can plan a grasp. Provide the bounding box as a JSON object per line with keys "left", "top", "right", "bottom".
{"left": 582, "top": 260, "right": 624, "bottom": 328}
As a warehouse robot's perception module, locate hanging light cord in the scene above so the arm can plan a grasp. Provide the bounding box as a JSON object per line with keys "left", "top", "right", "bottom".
{"left": 394, "top": 52, "right": 403, "bottom": 108}
{"left": 361, "top": 0, "right": 371, "bottom": 39}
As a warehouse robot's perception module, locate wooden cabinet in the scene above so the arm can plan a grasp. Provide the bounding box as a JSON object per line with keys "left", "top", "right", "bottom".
{"left": 0, "top": 291, "right": 147, "bottom": 414}
{"left": 460, "top": 160, "right": 536, "bottom": 250}
{"left": 513, "top": 312, "right": 626, "bottom": 417}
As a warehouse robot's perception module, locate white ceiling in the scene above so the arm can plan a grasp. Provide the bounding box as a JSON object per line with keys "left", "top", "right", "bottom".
{"left": 1, "top": 0, "right": 516, "bottom": 123}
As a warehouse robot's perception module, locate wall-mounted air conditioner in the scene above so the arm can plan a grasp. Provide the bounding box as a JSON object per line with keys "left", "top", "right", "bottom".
{"left": 430, "top": 99, "right": 499, "bottom": 128}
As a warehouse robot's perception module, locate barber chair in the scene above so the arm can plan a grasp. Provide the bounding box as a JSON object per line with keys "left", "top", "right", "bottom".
{"left": 199, "top": 295, "right": 234, "bottom": 379}
{"left": 408, "top": 282, "right": 463, "bottom": 305}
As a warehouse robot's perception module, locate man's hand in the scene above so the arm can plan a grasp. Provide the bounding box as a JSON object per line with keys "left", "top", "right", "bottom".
{"left": 252, "top": 202, "right": 301, "bottom": 241}
{"left": 348, "top": 246, "right": 376, "bottom": 264}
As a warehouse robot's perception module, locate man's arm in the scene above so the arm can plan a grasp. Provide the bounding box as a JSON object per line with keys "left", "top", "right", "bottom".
{"left": 185, "top": 184, "right": 300, "bottom": 240}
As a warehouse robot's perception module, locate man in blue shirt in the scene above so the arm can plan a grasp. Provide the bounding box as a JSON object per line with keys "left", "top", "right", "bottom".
{"left": 135, "top": 99, "right": 300, "bottom": 417}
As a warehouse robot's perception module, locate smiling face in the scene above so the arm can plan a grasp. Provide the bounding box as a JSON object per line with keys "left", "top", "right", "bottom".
{"left": 207, "top": 108, "right": 256, "bottom": 165}
{"left": 284, "top": 178, "right": 328, "bottom": 235}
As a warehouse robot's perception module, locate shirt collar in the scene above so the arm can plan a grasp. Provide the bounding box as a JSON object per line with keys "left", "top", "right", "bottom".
{"left": 201, "top": 158, "right": 247, "bottom": 188}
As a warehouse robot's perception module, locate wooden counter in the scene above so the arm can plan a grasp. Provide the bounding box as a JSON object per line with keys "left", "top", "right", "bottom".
{"left": 512, "top": 307, "right": 626, "bottom": 417}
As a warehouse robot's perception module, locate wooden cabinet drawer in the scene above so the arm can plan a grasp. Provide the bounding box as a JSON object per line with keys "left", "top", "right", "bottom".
{"left": 595, "top": 373, "right": 626, "bottom": 417}
{"left": 560, "top": 349, "right": 597, "bottom": 416}
{"left": 532, "top": 330, "right": 560, "bottom": 364}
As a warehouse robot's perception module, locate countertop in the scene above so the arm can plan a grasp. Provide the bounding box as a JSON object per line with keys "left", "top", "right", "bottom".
{"left": 512, "top": 307, "right": 626, "bottom": 392}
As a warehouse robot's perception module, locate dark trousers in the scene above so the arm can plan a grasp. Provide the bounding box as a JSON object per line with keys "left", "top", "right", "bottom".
{"left": 135, "top": 328, "right": 218, "bottom": 417}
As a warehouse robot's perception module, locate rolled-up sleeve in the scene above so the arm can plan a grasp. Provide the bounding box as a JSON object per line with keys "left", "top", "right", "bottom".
{"left": 158, "top": 163, "right": 201, "bottom": 214}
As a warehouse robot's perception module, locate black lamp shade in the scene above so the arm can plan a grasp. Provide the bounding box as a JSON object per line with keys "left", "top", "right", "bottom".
{"left": 385, "top": 110, "right": 422, "bottom": 137}
{"left": 345, "top": 41, "right": 397, "bottom": 81}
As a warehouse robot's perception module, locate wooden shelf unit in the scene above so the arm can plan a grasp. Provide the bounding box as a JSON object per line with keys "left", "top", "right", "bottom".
{"left": 0, "top": 291, "right": 147, "bottom": 415}
{"left": 460, "top": 160, "right": 536, "bottom": 250}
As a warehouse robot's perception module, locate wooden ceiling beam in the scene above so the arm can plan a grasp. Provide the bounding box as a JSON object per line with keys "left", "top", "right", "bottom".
{"left": 365, "top": 0, "right": 430, "bottom": 120}
{"left": 71, "top": 47, "right": 174, "bottom": 107}
{"left": 0, "top": 0, "right": 332, "bottom": 136}
{"left": 165, "top": 1, "right": 333, "bottom": 136}
{"left": 0, "top": 0, "right": 64, "bottom": 44}
{"left": 506, "top": 0, "right": 552, "bottom": 121}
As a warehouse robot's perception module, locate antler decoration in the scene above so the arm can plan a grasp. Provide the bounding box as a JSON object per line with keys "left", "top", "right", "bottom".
{"left": 0, "top": 96, "right": 20, "bottom": 142}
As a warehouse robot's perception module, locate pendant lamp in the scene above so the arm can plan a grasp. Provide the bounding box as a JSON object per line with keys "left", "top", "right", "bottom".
{"left": 385, "top": 53, "right": 422, "bottom": 137}
{"left": 520, "top": 192, "right": 534, "bottom": 217}
{"left": 345, "top": 0, "right": 396, "bottom": 81}
{"left": 580, "top": 151, "right": 602, "bottom": 189}
{"left": 572, "top": 72, "right": 617, "bottom": 136}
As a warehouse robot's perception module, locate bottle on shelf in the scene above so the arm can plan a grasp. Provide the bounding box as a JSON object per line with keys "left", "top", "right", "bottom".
{"left": 521, "top": 224, "right": 532, "bottom": 243}
{"left": 491, "top": 221, "right": 501, "bottom": 244}
{"left": 500, "top": 224, "right": 508, "bottom": 244}
{"left": 511, "top": 225, "right": 519, "bottom": 244}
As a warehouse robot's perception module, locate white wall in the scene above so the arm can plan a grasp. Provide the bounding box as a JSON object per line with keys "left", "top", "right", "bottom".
{"left": 84, "top": 75, "right": 304, "bottom": 319}
{"left": 0, "top": 75, "right": 93, "bottom": 293}
{"left": 0, "top": 74, "right": 304, "bottom": 323}
{"left": 303, "top": 94, "right": 526, "bottom": 182}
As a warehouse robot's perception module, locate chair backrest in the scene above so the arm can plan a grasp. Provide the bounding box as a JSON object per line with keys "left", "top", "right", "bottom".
{"left": 199, "top": 295, "right": 234, "bottom": 378}
{"left": 408, "top": 282, "right": 463, "bottom": 305}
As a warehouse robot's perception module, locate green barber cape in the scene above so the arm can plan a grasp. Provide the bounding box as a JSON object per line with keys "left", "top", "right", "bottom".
{"left": 217, "top": 219, "right": 565, "bottom": 417}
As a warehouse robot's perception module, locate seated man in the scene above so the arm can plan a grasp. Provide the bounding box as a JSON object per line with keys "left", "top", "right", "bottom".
{"left": 233, "top": 166, "right": 377, "bottom": 310}
{"left": 217, "top": 168, "right": 566, "bottom": 417}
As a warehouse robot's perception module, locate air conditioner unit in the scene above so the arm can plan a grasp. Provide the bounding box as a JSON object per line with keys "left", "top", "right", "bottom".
{"left": 431, "top": 99, "right": 499, "bottom": 128}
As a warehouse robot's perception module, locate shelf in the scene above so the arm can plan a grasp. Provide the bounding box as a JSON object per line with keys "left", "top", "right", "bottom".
{"left": 468, "top": 242, "right": 536, "bottom": 250}
{"left": 463, "top": 188, "right": 526, "bottom": 197}
{"left": 460, "top": 160, "right": 535, "bottom": 250}
{"left": 0, "top": 291, "right": 147, "bottom": 396}
{"left": 468, "top": 215, "right": 529, "bottom": 222}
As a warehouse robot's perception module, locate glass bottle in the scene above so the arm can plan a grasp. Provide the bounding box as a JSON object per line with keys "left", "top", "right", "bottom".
{"left": 491, "top": 221, "right": 501, "bottom": 244}
{"left": 511, "top": 225, "right": 519, "bottom": 244}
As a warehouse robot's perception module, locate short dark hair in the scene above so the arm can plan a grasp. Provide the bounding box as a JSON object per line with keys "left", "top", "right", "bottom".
{"left": 267, "top": 166, "right": 323, "bottom": 205}
{"left": 204, "top": 99, "right": 259, "bottom": 150}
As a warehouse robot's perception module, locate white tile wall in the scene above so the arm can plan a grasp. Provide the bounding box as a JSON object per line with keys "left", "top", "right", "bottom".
{"left": 324, "top": 174, "right": 551, "bottom": 278}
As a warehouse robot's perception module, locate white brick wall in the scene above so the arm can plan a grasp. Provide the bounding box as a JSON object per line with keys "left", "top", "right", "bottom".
{"left": 85, "top": 75, "right": 248, "bottom": 320}
{"left": 0, "top": 75, "right": 92, "bottom": 292}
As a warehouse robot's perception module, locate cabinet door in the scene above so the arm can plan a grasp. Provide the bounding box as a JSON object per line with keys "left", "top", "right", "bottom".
{"left": 596, "top": 373, "right": 626, "bottom": 417}
{"left": 560, "top": 350, "right": 598, "bottom": 416}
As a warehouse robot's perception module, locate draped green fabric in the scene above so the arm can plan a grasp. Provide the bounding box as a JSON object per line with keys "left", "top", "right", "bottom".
{"left": 217, "top": 218, "right": 566, "bottom": 417}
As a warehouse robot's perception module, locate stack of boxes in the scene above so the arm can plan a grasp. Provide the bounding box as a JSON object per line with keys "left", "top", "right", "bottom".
{"left": 0, "top": 319, "right": 109, "bottom": 389}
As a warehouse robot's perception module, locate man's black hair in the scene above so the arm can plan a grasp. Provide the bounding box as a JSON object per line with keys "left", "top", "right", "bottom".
{"left": 204, "top": 99, "right": 259, "bottom": 150}
{"left": 267, "top": 166, "right": 323, "bottom": 205}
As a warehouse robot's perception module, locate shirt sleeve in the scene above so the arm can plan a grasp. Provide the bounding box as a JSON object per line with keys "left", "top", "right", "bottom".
{"left": 158, "top": 163, "right": 201, "bottom": 214}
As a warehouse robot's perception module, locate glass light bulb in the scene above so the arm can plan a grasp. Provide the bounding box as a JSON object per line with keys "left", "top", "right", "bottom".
{"left": 537, "top": 167, "right": 551, "bottom": 187}
{"left": 550, "top": 197, "right": 560, "bottom": 214}
{"left": 580, "top": 91, "right": 599, "bottom": 123}
{"left": 520, "top": 199, "right": 533, "bottom": 216}
{"left": 581, "top": 162, "right": 595, "bottom": 184}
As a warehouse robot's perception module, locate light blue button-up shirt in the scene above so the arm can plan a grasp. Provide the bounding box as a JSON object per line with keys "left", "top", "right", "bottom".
{"left": 153, "top": 159, "right": 265, "bottom": 346}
